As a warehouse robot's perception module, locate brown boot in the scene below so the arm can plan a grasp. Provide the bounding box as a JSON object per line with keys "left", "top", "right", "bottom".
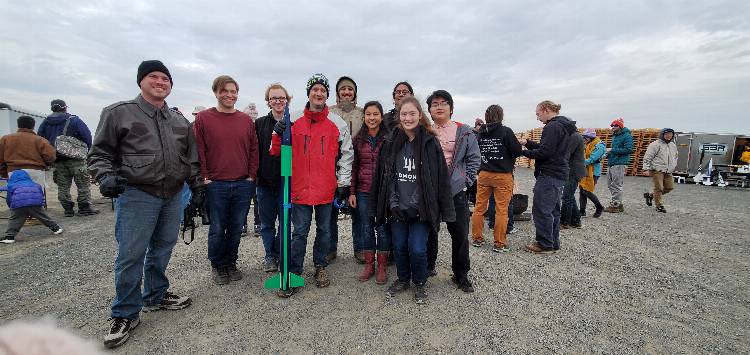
{"left": 375, "top": 252, "right": 389, "bottom": 285}
{"left": 358, "top": 251, "right": 375, "bottom": 282}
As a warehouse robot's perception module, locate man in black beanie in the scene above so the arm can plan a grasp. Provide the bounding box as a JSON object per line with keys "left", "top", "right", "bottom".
{"left": 89, "top": 60, "right": 202, "bottom": 349}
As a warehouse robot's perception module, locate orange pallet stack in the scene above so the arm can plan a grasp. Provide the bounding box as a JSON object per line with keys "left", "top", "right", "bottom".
{"left": 632, "top": 129, "right": 661, "bottom": 176}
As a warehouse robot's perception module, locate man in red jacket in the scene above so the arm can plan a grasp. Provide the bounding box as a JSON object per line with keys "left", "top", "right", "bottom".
{"left": 194, "top": 75, "right": 259, "bottom": 286}
{"left": 269, "top": 73, "right": 353, "bottom": 297}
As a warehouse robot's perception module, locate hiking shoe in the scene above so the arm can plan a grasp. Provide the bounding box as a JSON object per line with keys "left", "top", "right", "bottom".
{"left": 524, "top": 242, "right": 556, "bottom": 254}
{"left": 656, "top": 205, "right": 667, "bottom": 213}
{"left": 386, "top": 280, "right": 410, "bottom": 297}
{"left": 240, "top": 225, "right": 248, "bottom": 237}
{"left": 142, "top": 291, "right": 192, "bottom": 312}
{"left": 77, "top": 204, "right": 100, "bottom": 216}
{"left": 276, "top": 287, "right": 300, "bottom": 298}
{"left": 492, "top": 246, "right": 510, "bottom": 253}
{"left": 227, "top": 264, "right": 243, "bottom": 281}
{"left": 52, "top": 227, "right": 64, "bottom": 235}
{"left": 64, "top": 209, "right": 75, "bottom": 217}
{"left": 507, "top": 227, "right": 518, "bottom": 234}
{"left": 262, "top": 259, "right": 278, "bottom": 273}
{"left": 452, "top": 275, "right": 475, "bottom": 293}
{"left": 471, "top": 240, "right": 483, "bottom": 248}
{"left": 644, "top": 193, "right": 654, "bottom": 206}
{"left": 253, "top": 225, "right": 261, "bottom": 237}
{"left": 212, "top": 267, "right": 230, "bottom": 285}
{"left": 593, "top": 206, "right": 604, "bottom": 218}
{"left": 314, "top": 267, "right": 331, "bottom": 288}
{"left": 1, "top": 237, "right": 16, "bottom": 244}
{"left": 103, "top": 317, "right": 140, "bottom": 349}
{"left": 414, "top": 283, "right": 428, "bottom": 304}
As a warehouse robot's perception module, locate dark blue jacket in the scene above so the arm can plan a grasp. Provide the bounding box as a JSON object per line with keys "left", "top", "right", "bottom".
{"left": 7, "top": 169, "right": 45, "bottom": 209}
{"left": 522, "top": 116, "right": 578, "bottom": 181}
{"left": 37, "top": 112, "right": 93, "bottom": 151}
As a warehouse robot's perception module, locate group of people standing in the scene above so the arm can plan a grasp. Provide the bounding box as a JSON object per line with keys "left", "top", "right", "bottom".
{"left": 0, "top": 59, "right": 682, "bottom": 349}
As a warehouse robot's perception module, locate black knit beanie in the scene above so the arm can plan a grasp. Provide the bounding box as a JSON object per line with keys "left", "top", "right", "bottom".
{"left": 137, "top": 60, "right": 173, "bottom": 87}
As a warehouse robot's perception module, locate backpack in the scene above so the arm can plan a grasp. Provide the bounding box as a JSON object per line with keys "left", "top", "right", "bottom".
{"left": 55, "top": 116, "right": 88, "bottom": 160}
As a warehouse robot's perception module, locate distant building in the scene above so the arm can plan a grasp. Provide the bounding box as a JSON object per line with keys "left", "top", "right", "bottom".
{"left": 0, "top": 102, "right": 47, "bottom": 137}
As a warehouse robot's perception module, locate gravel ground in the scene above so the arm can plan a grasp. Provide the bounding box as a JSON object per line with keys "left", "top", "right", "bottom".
{"left": 1, "top": 168, "right": 748, "bottom": 354}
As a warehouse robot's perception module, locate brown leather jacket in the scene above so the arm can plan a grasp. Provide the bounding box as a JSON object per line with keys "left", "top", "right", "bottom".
{"left": 88, "top": 95, "right": 201, "bottom": 198}
{"left": 0, "top": 129, "right": 56, "bottom": 178}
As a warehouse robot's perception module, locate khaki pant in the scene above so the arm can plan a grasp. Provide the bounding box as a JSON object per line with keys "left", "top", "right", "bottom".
{"left": 471, "top": 171, "right": 513, "bottom": 248}
{"left": 651, "top": 171, "right": 674, "bottom": 207}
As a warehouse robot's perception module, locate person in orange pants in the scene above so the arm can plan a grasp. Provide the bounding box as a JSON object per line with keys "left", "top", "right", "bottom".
{"left": 470, "top": 105, "right": 523, "bottom": 252}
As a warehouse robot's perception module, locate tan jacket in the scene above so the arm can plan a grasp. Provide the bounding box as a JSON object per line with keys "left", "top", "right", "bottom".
{"left": 0, "top": 129, "right": 56, "bottom": 178}
{"left": 330, "top": 102, "right": 364, "bottom": 137}
{"left": 642, "top": 139, "right": 678, "bottom": 173}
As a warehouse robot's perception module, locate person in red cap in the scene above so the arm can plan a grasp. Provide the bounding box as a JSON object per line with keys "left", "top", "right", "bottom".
{"left": 603, "top": 117, "right": 633, "bottom": 213}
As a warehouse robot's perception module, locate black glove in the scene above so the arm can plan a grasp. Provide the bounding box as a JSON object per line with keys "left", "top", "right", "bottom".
{"left": 273, "top": 119, "right": 287, "bottom": 135}
{"left": 390, "top": 207, "right": 407, "bottom": 221}
{"left": 190, "top": 184, "right": 206, "bottom": 207}
{"left": 336, "top": 186, "right": 349, "bottom": 202}
{"left": 99, "top": 175, "right": 127, "bottom": 198}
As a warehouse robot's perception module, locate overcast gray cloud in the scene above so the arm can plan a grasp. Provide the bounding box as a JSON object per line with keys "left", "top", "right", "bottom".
{"left": 1, "top": 0, "right": 748, "bottom": 134}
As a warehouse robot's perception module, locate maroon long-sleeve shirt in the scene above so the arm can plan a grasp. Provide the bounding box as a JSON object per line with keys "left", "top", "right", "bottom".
{"left": 193, "top": 108, "right": 258, "bottom": 181}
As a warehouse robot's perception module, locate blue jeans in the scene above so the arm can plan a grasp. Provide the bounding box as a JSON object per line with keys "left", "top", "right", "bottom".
{"left": 356, "top": 193, "right": 390, "bottom": 251}
{"left": 531, "top": 175, "right": 565, "bottom": 249}
{"left": 290, "top": 203, "right": 332, "bottom": 274}
{"left": 206, "top": 180, "right": 255, "bottom": 269}
{"left": 256, "top": 185, "right": 281, "bottom": 263}
{"left": 560, "top": 177, "right": 581, "bottom": 226}
{"left": 111, "top": 186, "right": 181, "bottom": 320}
{"left": 391, "top": 220, "right": 429, "bottom": 285}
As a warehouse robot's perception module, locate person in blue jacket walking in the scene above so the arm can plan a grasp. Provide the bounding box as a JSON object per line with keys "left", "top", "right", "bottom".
{"left": 604, "top": 118, "right": 634, "bottom": 213}
{"left": 2, "top": 169, "right": 63, "bottom": 244}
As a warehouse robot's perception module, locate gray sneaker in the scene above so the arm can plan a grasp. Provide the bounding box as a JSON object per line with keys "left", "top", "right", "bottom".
{"left": 142, "top": 291, "right": 192, "bottom": 312}
{"left": 386, "top": 280, "right": 410, "bottom": 297}
{"left": 212, "top": 267, "right": 230, "bottom": 285}
{"left": 414, "top": 283, "right": 428, "bottom": 304}
{"left": 104, "top": 317, "right": 140, "bottom": 349}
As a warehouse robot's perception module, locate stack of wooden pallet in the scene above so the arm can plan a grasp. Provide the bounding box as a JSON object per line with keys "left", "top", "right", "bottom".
{"left": 630, "top": 129, "right": 661, "bottom": 176}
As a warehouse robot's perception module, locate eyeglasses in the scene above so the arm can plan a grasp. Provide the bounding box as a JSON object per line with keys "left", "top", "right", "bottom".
{"left": 269, "top": 97, "right": 287, "bottom": 102}
{"left": 430, "top": 102, "right": 449, "bottom": 108}
{"left": 394, "top": 90, "right": 411, "bottom": 95}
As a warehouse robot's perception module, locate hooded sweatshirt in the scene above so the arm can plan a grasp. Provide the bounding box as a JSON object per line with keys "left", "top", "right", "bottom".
{"left": 476, "top": 122, "right": 523, "bottom": 173}
{"left": 37, "top": 112, "right": 92, "bottom": 161}
{"left": 608, "top": 127, "right": 634, "bottom": 166}
{"left": 642, "top": 128, "right": 678, "bottom": 173}
{"left": 522, "top": 116, "right": 578, "bottom": 181}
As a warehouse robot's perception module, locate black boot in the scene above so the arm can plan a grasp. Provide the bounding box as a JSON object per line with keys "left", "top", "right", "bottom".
{"left": 62, "top": 201, "right": 75, "bottom": 217}
{"left": 78, "top": 202, "right": 100, "bottom": 216}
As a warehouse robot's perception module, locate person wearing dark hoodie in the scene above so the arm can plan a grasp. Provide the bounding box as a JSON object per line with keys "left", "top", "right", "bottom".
{"left": 2, "top": 169, "right": 63, "bottom": 244}
{"left": 37, "top": 99, "right": 99, "bottom": 217}
{"left": 349, "top": 101, "right": 390, "bottom": 284}
{"left": 560, "top": 125, "right": 587, "bottom": 229}
{"left": 470, "top": 105, "right": 522, "bottom": 253}
{"left": 641, "top": 128, "right": 678, "bottom": 213}
{"left": 382, "top": 81, "right": 414, "bottom": 133}
{"left": 370, "top": 96, "right": 455, "bottom": 304}
{"left": 518, "top": 100, "right": 577, "bottom": 254}
{"left": 328, "top": 76, "right": 364, "bottom": 263}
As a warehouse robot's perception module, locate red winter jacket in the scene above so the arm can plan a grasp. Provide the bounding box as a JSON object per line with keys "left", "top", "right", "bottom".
{"left": 350, "top": 132, "right": 385, "bottom": 195}
{"left": 270, "top": 106, "right": 340, "bottom": 205}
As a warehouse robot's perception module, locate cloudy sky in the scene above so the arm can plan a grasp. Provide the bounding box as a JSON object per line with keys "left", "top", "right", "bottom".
{"left": 1, "top": 0, "right": 748, "bottom": 134}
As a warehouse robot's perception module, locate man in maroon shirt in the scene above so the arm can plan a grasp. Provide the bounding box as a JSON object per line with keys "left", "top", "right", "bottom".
{"left": 193, "top": 75, "right": 259, "bottom": 285}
